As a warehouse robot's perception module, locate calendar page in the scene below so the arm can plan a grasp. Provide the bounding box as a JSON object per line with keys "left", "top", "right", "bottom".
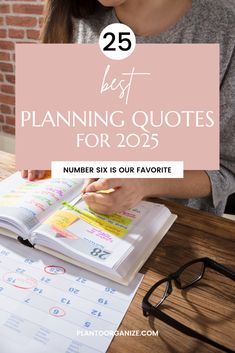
{"left": 0, "top": 236, "right": 143, "bottom": 353}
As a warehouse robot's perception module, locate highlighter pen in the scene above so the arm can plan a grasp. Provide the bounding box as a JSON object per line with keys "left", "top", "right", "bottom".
{"left": 68, "top": 187, "right": 115, "bottom": 208}
{"left": 68, "top": 193, "right": 83, "bottom": 207}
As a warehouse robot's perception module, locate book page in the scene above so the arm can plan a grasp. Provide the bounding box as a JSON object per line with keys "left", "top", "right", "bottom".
{"left": 0, "top": 236, "right": 142, "bottom": 353}
{"left": 0, "top": 173, "right": 83, "bottom": 237}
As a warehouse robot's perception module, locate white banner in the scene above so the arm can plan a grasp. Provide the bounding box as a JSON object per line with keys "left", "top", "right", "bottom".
{"left": 51, "top": 161, "right": 184, "bottom": 178}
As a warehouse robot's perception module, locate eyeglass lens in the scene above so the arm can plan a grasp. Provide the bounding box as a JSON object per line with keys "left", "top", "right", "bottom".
{"left": 179, "top": 261, "right": 205, "bottom": 288}
{"left": 149, "top": 281, "right": 169, "bottom": 308}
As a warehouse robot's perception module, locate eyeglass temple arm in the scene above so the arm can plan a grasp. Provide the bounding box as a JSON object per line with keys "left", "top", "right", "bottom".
{"left": 151, "top": 308, "right": 234, "bottom": 353}
{"left": 207, "top": 259, "right": 235, "bottom": 281}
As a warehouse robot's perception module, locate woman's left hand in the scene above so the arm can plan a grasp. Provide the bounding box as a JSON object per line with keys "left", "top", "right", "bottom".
{"left": 82, "top": 178, "right": 148, "bottom": 214}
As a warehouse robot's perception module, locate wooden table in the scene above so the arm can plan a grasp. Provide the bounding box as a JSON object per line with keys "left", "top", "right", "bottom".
{"left": 0, "top": 151, "right": 234, "bottom": 353}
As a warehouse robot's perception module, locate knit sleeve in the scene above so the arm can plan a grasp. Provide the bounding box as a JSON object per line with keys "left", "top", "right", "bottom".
{"left": 206, "top": 47, "right": 235, "bottom": 212}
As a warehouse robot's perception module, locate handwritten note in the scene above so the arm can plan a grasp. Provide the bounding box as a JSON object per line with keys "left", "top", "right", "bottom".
{"left": 0, "top": 178, "right": 79, "bottom": 215}
{"left": 45, "top": 210, "right": 80, "bottom": 229}
{"left": 0, "top": 173, "right": 83, "bottom": 232}
{"left": 62, "top": 202, "right": 134, "bottom": 237}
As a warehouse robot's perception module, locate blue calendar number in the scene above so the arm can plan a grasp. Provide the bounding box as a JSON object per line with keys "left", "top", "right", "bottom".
{"left": 49, "top": 307, "right": 66, "bottom": 317}
{"left": 91, "top": 309, "right": 102, "bottom": 317}
{"left": 98, "top": 298, "right": 108, "bottom": 305}
{"left": 0, "top": 250, "right": 10, "bottom": 256}
{"left": 69, "top": 287, "right": 80, "bottom": 295}
{"left": 105, "top": 287, "right": 116, "bottom": 294}
{"left": 33, "top": 287, "right": 43, "bottom": 294}
{"left": 48, "top": 267, "right": 59, "bottom": 274}
{"left": 7, "top": 277, "right": 16, "bottom": 284}
{"left": 40, "top": 276, "right": 51, "bottom": 283}
{"left": 53, "top": 309, "right": 60, "bottom": 315}
{"left": 61, "top": 298, "right": 71, "bottom": 305}
{"left": 75, "top": 276, "right": 87, "bottom": 284}
{"left": 84, "top": 321, "right": 91, "bottom": 328}
{"left": 16, "top": 267, "right": 25, "bottom": 273}
{"left": 44, "top": 266, "right": 65, "bottom": 275}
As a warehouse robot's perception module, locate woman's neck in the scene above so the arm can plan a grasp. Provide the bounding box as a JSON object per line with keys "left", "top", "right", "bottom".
{"left": 115, "top": 0, "right": 192, "bottom": 36}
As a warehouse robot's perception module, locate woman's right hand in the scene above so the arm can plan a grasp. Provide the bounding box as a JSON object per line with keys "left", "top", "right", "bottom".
{"left": 21, "top": 170, "right": 47, "bottom": 181}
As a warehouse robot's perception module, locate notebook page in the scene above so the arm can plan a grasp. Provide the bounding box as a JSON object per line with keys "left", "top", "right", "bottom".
{"left": 0, "top": 236, "right": 143, "bottom": 353}
{"left": 0, "top": 173, "right": 83, "bottom": 236}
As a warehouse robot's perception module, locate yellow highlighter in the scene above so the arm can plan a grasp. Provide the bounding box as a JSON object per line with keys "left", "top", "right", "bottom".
{"left": 68, "top": 188, "right": 114, "bottom": 207}
{"left": 97, "top": 188, "right": 115, "bottom": 194}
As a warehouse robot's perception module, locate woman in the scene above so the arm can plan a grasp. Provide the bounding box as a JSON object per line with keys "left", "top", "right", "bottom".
{"left": 22, "top": 0, "right": 235, "bottom": 216}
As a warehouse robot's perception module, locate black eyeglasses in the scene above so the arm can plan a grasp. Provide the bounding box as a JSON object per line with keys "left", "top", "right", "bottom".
{"left": 142, "top": 257, "right": 235, "bottom": 353}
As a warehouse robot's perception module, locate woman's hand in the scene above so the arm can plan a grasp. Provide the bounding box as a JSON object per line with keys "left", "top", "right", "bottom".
{"left": 21, "top": 170, "right": 47, "bottom": 181}
{"left": 81, "top": 178, "right": 98, "bottom": 193}
{"left": 82, "top": 178, "right": 148, "bottom": 214}
{"left": 81, "top": 171, "right": 212, "bottom": 215}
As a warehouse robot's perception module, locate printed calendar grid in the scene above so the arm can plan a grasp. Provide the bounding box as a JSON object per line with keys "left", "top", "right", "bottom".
{"left": 0, "top": 237, "right": 143, "bottom": 353}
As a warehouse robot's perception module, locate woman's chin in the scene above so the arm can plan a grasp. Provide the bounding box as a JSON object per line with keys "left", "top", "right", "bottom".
{"left": 97, "top": 0, "right": 127, "bottom": 7}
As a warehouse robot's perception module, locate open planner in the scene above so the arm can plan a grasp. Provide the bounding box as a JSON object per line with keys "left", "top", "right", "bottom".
{"left": 0, "top": 172, "right": 176, "bottom": 353}
{"left": 0, "top": 173, "right": 176, "bottom": 285}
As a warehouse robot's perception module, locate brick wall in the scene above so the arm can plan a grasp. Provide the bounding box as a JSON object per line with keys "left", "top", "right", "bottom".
{"left": 0, "top": 0, "right": 44, "bottom": 135}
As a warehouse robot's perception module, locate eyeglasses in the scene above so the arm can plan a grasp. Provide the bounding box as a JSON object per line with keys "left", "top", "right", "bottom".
{"left": 142, "top": 257, "right": 235, "bottom": 353}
